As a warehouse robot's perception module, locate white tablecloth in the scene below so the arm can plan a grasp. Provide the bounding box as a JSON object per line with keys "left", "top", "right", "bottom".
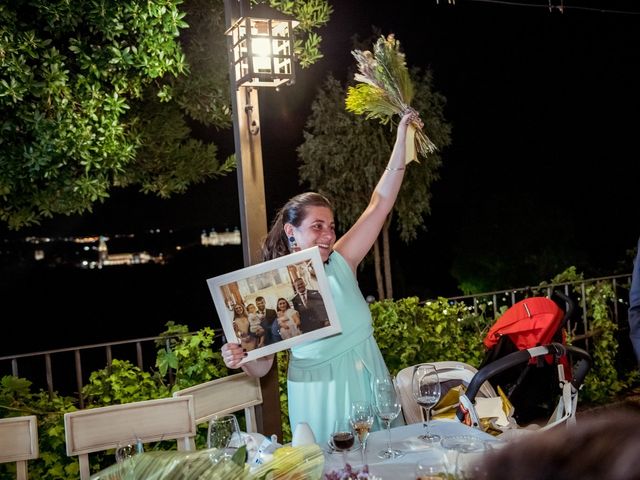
{"left": 323, "top": 419, "right": 500, "bottom": 479}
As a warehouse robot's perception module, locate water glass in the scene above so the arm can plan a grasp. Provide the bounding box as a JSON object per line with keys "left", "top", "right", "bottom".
{"left": 373, "top": 375, "right": 403, "bottom": 460}
{"left": 208, "top": 414, "right": 246, "bottom": 457}
{"left": 441, "top": 435, "right": 487, "bottom": 479}
{"left": 414, "top": 448, "right": 449, "bottom": 479}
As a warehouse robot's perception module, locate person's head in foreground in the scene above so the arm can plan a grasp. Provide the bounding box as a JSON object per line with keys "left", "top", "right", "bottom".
{"left": 475, "top": 409, "right": 640, "bottom": 480}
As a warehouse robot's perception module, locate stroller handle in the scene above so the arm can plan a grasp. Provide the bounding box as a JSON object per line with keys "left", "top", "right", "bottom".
{"left": 458, "top": 342, "right": 592, "bottom": 420}
{"left": 550, "top": 290, "right": 575, "bottom": 330}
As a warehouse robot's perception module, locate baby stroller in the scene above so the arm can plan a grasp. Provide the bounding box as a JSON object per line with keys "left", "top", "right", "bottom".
{"left": 456, "top": 342, "right": 591, "bottom": 436}
{"left": 478, "top": 290, "right": 578, "bottom": 424}
{"left": 397, "top": 345, "right": 590, "bottom": 438}
{"left": 397, "top": 290, "right": 592, "bottom": 437}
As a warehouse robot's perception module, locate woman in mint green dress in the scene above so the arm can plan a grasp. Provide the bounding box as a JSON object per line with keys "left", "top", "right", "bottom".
{"left": 222, "top": 110, "right": 421, "bottom": 444}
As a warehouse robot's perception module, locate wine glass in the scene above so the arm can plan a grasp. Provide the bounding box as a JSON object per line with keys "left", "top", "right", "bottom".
{"left": 350, "top": 401, "right": 374, "bottom": 465}
{"left": 373, "top": 375, "right": 404, "bottom": 460}
{"left": 329, "top": 418, "right": 356, "bottom": 468}
{"left": 207, "top": 414, "right": 246, "bottom": 458}
{"left": 455, "top": 440, "right": 488, "bottom": 479}
{"left": 414, "top": 447, "right": 450, "bottom": 479}
{"left": 441, "top": 435, "right": 487, "bottom": 479}
{"left": 412, "top": 364, "right": 441, "bottom": 443}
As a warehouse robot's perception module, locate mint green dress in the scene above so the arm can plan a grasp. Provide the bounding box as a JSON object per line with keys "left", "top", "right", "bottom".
{"left": 287, "top": 251, "right": 399, "bottom": 445}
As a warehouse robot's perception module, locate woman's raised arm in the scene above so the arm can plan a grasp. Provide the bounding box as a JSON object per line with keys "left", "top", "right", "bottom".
{"left": 334, "top": 110, "right": 422, "bottom": 273}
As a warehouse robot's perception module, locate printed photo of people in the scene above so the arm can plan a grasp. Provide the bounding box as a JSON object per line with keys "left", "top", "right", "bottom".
{"left": 212, "top": 255, "right": 339, "bottom": 357}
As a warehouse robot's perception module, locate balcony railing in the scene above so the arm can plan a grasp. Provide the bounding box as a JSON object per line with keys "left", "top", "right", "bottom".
{"left": 446, "top": 273, "right": 632, "bottom": 351}
{"left": 0, "top": 274, "right": 632, "bottom": 406}
{"left": 0, "top": 331, "right": 224, "bottom": 408}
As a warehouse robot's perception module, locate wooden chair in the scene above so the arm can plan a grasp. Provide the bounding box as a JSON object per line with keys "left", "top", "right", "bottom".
{"left": 64, "top": 396, "right": 196, "bottom": 480}
{"left": 0, "top": 415, "right": 39, "bottom": 480}
{"left": 396, "top": 361, "right": 497, "bottom": 424}
{"left": 173, "top": 372, "right": 263, "bottom": 450}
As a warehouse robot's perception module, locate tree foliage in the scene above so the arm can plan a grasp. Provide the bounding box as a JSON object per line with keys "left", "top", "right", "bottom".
{"left": 297, "top": 69, "right": 451, "bottom": 297}
{"left": 0, "top": 0, "right": 191, "bottom": 229}
{"left": 265, "top": 0, "right": 332, "bottom": 68}
{"left": 113, "top": 0, "right": 237, "bottom": 198}
{"left": 0, "top": 0, "right": 331, "bottom": 230}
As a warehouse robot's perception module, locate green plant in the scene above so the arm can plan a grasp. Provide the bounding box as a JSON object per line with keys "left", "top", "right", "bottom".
{"left": 0, "top": 376, "right": 78, "bottom": 479}
{"left": 82, "top": 359, "right": 168, "bottom": 407}
{"left": 155, "top": 321, "right": 228, "bottom": 390}
{"left": 371, "top": 296, "right": 490, "bottom": 374}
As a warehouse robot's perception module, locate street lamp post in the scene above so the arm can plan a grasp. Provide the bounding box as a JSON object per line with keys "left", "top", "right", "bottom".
{"left": 223, "top": 0, "right": 298, "bottom": 439}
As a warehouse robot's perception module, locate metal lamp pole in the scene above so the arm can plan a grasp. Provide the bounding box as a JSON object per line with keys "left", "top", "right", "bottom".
{"left": 223, "top": 0, "right": 298, "bottom": 439}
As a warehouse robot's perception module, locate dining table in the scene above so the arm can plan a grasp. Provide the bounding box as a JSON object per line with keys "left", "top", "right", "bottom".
{"left": 323, "top": 419, "right": 502, "bottom": 479}
{"left": 89, "top": 419, "right": 502, "bottom": 479}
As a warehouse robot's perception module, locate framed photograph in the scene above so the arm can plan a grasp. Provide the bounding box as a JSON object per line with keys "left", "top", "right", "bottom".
{"left": 207, "top": 246, "right": 341, "bottom": 364}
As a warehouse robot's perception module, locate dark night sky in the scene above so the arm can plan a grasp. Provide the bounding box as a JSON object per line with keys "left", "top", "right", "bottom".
{"left": 6, "top": 0, "right": 640, "bottom": 297}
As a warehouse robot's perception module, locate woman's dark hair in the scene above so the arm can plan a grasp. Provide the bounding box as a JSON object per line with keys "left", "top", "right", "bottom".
{"left": 276, "top": 297, "right": 291, "bottom": 311}
{"left": 261, "top": 192, "right": 332, "bottom": 261}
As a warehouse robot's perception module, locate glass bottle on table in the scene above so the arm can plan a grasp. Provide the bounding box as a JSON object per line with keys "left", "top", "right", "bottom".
{"left": 412, "top": 364, "right": 441, "bottom": 443}
{"left": 350, "top": 401, "right": 374, "bottom": 465}
{"left": 373, "top": 375, "right": 404, "bottom": 460}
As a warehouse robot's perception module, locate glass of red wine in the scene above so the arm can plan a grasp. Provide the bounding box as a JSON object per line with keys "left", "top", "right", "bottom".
{"left": 329, "top": 418, "right": 357, "bottom": 468}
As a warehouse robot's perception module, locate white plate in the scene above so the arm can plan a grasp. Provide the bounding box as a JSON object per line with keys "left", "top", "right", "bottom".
{"left": 440, "top": 435, "right": 486, "bottom": 452}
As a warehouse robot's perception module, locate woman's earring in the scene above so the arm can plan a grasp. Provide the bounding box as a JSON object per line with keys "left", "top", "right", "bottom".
{"left": 288, "top": 236, "right": 298, "bottom": 252}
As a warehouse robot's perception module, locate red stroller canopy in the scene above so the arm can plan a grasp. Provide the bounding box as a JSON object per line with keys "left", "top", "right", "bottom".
{"left": 484, "top": 297, "right": 564, "bottom": 350}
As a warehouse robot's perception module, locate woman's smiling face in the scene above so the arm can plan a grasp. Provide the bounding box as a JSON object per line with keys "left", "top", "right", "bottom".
{"left": 288, "top": 206, "right": 336, "bottom": 262}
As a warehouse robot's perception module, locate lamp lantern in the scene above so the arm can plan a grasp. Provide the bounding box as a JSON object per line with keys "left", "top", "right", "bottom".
{"left": 226, "top": 2, "right": 298, "bottom": 88}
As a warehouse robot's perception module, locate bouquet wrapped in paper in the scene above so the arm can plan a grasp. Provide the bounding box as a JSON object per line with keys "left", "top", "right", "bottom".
{"left": 89, "top": 444, "right": 324, "bottom": 480}
{"left": 345, "top": 34, "right": 436, "bottom": 164}
{"left": 250, "top": 444, "right": 324, "bottom": 479}
{"left": 90, "top": 448, "right": 248, "bottom": 480}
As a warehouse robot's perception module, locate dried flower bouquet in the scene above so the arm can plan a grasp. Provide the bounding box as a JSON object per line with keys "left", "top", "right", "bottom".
{"left": 345, "top": 34, "right": 436, "bottom": 164}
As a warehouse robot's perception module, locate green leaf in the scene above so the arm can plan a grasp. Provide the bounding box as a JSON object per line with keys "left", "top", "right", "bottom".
{"left": 231, "top": 444, "right": 247, "bottom": 466}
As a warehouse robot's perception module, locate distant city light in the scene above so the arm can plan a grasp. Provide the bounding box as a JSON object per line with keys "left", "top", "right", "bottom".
{"left": 201, "top": 228, "right": 241, "bottom": 247}
{"left": 2, "top": 226, "right": 241, "bottom": 269}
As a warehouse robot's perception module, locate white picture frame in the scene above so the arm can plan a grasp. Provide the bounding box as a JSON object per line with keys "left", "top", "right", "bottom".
{"left": 207, "top": 246, "right": 341, "bottom": 364}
